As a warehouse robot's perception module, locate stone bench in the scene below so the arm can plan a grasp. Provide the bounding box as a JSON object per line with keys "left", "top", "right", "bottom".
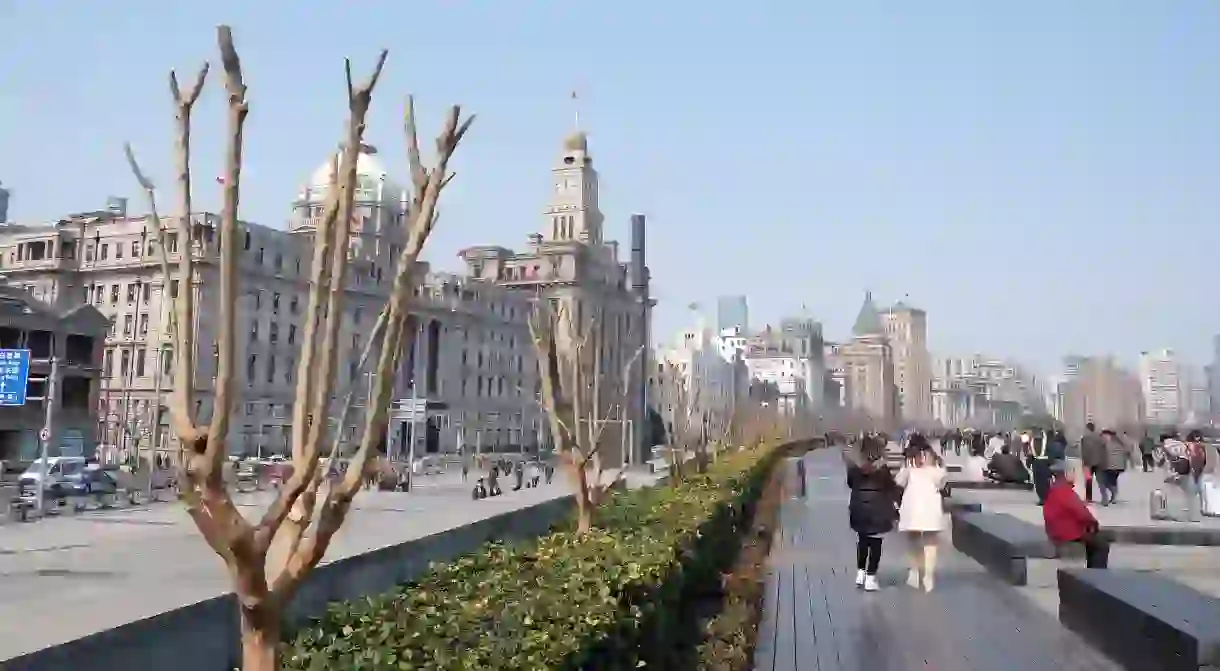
{"left": 944, "top": 479, "right": 1034, "bottom": 492}
{"left": 1059, "top": 568, "right": 1220, "bottom": 670}
{"left": 950, "top": 511, "right": 1065, "bottom": 586}
{"left": 1102, "top": 525, "right": 1220, "bottom": 547}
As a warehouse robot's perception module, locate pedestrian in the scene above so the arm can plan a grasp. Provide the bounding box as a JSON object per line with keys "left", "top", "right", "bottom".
{"left": 1161, "top": 432, "right": 1202, "bottom": 522}
{"left": 1098, "top": 429, "right": 1133, "bottom": 505}
{"left": 1028, "top": 430, "right": 1053, "bottom": 505}
{"left": 1138, "top": 433, "right": 1157, "bottom": 472}
{"left": 895, "top": 434, "right": 947, "bottom": 593}
{"left": 1079, "top": 422, "right": 1106, "bottom": 503}
{"left": 847, "top": 435, "right": 901, "bottom": 592}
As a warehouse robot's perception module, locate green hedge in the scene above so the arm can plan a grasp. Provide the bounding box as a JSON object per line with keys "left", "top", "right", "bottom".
{"left": 282, "top": 442, "right": 787, "bottom": 670}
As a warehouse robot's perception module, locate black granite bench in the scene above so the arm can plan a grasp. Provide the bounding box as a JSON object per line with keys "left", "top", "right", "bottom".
{"left": 1102, "top": 525, "right": 1220, "bottom": 547}
{"left": 944, "top": 479, "right": 1034, "bottom": 492}
{"left": 944, "top": 499, "right": 982, "bottom": 514}
{"left": 1059, "top": 568, "right": 1220, "bottom": 671}
{"left": 950, "top": 511, "right": 1059, "bottom": 586}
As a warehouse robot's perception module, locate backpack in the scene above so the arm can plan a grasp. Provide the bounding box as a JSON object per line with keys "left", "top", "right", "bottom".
{"left": 1188, "top": 442, "right": 1207, "bottom": 474}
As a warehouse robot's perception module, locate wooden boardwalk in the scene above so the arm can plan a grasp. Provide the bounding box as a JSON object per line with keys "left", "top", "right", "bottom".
{"left": 754, "top": 450, "right": 1121, "bottom": 671}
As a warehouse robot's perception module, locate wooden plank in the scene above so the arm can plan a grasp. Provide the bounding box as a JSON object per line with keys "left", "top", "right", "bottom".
{"left": 753, "top": 567, "right": 781, "bottom": 670}
{"left": 772, "top": 563, "right": 798, "bottom": 671}
{"left": 800, "top": 564, "right": 839, "bottom": 671}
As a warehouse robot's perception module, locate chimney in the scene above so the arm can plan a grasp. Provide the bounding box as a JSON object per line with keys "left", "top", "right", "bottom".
{"left": 630, "top": 213, "right": 647, "bottom": 296}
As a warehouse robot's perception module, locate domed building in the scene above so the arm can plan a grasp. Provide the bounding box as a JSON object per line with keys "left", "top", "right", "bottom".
{"left": 291, "top": 143, "right": 409, "bottom": 273}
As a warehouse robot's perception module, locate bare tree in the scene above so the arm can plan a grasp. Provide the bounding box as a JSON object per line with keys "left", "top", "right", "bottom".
{"left": 123, "top": 26, "right": 472, "bottom": 670}
{"left": 528, "top": 300, "right": 627, "bottom": 533}
{"left": 670, "top": 366, "right": 711, "bottom": 474}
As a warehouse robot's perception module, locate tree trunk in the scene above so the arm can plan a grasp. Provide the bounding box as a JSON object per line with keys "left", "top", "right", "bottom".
{"left": 240, "top": 603, "right": 281, "bottom": 671}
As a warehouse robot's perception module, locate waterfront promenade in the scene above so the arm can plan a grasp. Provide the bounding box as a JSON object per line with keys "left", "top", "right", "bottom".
{"left": 754, "top": 449, "right": 1122, "bottom": 670}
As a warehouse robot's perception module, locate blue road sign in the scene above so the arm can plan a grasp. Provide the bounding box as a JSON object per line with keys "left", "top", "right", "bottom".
{"left": 0, "top": 349, "right": 31, "bottom": 406}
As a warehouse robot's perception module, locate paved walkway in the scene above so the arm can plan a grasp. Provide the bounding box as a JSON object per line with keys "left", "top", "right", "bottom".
{"left": 754, "top": 450, "right": 1120, "bottom": 670}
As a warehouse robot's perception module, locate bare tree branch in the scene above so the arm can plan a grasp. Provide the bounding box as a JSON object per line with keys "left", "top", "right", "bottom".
{"left": 167, "top": 61, "right": 209, "bottom": 450}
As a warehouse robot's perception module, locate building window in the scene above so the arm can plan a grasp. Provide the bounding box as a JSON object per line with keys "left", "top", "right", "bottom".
{"left": 170, "top": 280, "right": 179, "bottom": 299}
{"left": 246, "top": 354, "right": 257, "bottom": 385}
{"left": 62, "top": 240, "right": 76, "bottom": 259}
{"left": 138, "top": 313, "right": 149, "bottom": 337}
{"left": 142, "top": 283, "right": 151, "bottom": 303}
{"left": 135, "top": 348, "right": 146, "bottom": 377}
{"left": 166, "top": 233, "right": 178, "bottom": 253}
{"left": 161, "top": 348, "right": 173, "bottom": 377}
{"left": 103, "top": 349, "right": 114, "bottom": 377}
{"left": 100, "top": 243, "right": 109, "bottom": 260}
{"left": 274, "top": 253, "right": 283, "bottom": 272}
{"left": 256, "top": 247, "right": 264, "bottom": 264}
{"left": 267, "top": 356, "right": 276, "bottom": 384}
{"left": 126, "top": 284, "right": 138, "bottom": 303}
{"left": 123, "top": 315, "right": 133, "bottom": 338}
{"left": 272, "top": 292, "right": 280, "bottom": 313}
{"left": 250, "top": 320, "right": 259, "bottom": 343}
{"left": 131, "top": 241, "right": 140, "bottom": 257}
{"left": 115, "top": 243, "right": 123, "bottom": 259}
{"left": 85, "top": 244, "right": 94, "bottom": 262}
{"left": 120, "top": 348, "right": 131, "bottom": 377}
{"left": 288, "top": 325, "right": 297, "bottom": 345}
{"left": 254, "top": 291, "right": 262, "bottom": 309}
{"left": 243, "top": 231, "right": 251, "bottom": 250}
{"left": 109, "top": 285, "right": 119, "bottom": 304}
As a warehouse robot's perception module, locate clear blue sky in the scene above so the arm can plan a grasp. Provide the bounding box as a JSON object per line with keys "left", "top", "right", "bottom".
{"left": 2, "top": 1, "right": 1218, "bottom": 373}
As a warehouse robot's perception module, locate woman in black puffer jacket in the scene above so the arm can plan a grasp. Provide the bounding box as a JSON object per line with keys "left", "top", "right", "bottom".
{"left": 845, "top": 434, "right": 901, "bottom": 591}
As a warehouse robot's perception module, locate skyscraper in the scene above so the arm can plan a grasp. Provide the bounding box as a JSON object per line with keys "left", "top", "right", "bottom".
{"left": 716, "top": 295, "right": 748, "bottom": 333}
{"left": 0, "top": 181, "right": 10, "bottom": 223}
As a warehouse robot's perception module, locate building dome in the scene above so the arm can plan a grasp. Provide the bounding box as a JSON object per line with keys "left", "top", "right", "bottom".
{"left": 297, "top": 143, "right": 404, "bottom": 203}
{"left": 562, "top": 130, "right": 588, "bottom": 154}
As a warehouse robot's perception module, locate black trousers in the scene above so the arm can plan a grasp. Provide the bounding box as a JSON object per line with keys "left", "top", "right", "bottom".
{"left": 1031, "top": 460, "right": 1052, "bottom": 504}
{"left": 1141, "top": 453, "right": 1155, "bottom": 472}
{"left": 1084, "top": 466, "right": 1101, "bottom": 502}
{"left": 856, "top": 534, "right": 883, "bottom": 575}
{"left": 1077, "top": 534, "right": 1111, "bottom": 569}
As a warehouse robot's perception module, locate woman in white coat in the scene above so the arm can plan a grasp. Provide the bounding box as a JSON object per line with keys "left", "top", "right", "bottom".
{"left": 895, "top": 434, "right": 948, "bottom": 592}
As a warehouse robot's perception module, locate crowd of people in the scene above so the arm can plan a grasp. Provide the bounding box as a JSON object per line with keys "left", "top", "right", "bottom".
{"left": 839, "top": 425, "right": 1214, "bottom": 591}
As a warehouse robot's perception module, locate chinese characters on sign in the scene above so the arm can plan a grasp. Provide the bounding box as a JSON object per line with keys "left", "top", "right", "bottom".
{"left": 0, "top": 349, "right": 31, "bottom": 406}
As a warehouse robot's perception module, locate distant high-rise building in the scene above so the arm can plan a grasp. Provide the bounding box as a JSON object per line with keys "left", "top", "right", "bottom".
{"left": 1139, "top": 348, "right": 1182, "bottom": 426}
{"left": 881, "top": 300, "right": 931, "bottom": 424}
{"left": 716, "top": 295, "right": 748, "bottom": 333}
{"left": 1062, "top": 356, "right": 1144, "bottom": 435}
{"left": 0, "top": 181, "right": 10, "bottom": 222}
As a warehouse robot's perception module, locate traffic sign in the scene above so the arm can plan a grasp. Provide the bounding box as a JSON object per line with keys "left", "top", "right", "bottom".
{"left": 0, "top": 349, "right": 30, "bottom": 407}
{"left": 39, "top": 427, "right": 50, "bottom": 442}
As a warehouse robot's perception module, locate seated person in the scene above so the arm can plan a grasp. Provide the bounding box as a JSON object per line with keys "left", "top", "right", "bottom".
{"left": 986, "top": 445, "right": 1031, "bottom": 484}
{"left": 963, "top": 448, "right": 989, "bottom": 481}
{"left": 1043, "top": 462, "right": 1109, "bottom": 568}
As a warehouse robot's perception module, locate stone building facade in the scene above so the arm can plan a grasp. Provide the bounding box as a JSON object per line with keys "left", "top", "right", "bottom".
{"left": 0, "top": 284, "right": 107, "bottom": 463}
{"left": 459, "top": 130, "right": 650, "bottom": 466}
{"left": 0, "top": 144, "right": 541, "bottom": 458}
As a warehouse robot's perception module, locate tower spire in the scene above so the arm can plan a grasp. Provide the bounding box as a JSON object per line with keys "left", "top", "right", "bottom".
{"left": 571, "top": 89, "right": 581, "bottom": 130}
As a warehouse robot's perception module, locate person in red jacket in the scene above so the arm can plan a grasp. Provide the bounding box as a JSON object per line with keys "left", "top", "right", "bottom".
{"left": 1043, "top": 461, "right": 1110, "bottom": 568}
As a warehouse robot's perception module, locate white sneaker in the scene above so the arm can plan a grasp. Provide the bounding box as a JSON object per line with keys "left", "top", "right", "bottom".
{"left": 907, "top": 570, "right": 921, "bottom": 589}
{"left": 855, "top": 569, "right": 866, "bottom": 586}
{"left": 863, "top": 575, "right": 880, "bottom": 592}
{"left": 923, "top": 575, "right": 935, "bottom": 593}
